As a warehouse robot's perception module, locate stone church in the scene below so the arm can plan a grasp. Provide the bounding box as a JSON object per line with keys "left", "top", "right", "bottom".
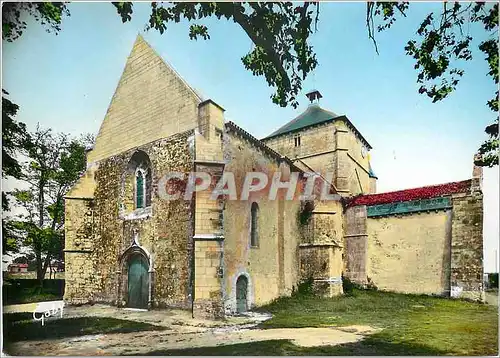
{"left": 64, "top": 35, "right": 484, "bottom": 318}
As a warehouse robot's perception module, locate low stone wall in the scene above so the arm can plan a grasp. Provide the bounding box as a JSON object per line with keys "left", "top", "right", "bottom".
{"left": 344, "top": 187, "right": 484, "bottom": 300}
{"left": 366, "top": 211, "right": 452, "bottom": 295}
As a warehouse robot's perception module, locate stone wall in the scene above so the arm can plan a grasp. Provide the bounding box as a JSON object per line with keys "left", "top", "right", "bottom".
{"left": 450, "top": 191, "right": 484, "bottom": 300}
{"left": 65, "top": 131, "right": 195, "bottom": 308}
{"left": 263, "top": 121, "right": 336, "bottom": 164}
{"left": 263, "top": 118, "right": 374, "bottom": 197}
{"left": 64, "top": 198, "right": 97, "bottom": 304}
{"left": 88, "top": 35, "right": 201, "bottom": 164}
{"left": 334, "top": 120, "right": 371, "bottom": 196}
{"left": 343, "top": 205, "right": 368, "bottom": 284}
{"left": 193, "top": 239, "right": 224, "bottom": 318}
{"left": 298, "top": 244, "right": 343, "bottom": 296}
{"left": 297, "top": 194, "right": 344, "bottom": 296}
{"left": 366, "top": 211, "right": 452, "bottom": 295}
{"left": 282, "top": 199, "right": 301, "bottom": 295}
{"left": 222, "top": 130, "right": 302, "bottom": 313}
{"left": 190, "top": 101, "right": 225, "bottom": 317}
{"left": 345, "top": 180, "right": 484, "bottom": 300}
{"left": 369, "top": 177, "right": 377, "bottom": 194}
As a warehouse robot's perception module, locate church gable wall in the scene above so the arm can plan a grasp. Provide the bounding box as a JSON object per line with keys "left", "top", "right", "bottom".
{"left": 65, "top": 131, "right": 195, "bottom": 308}
{"left": 88, "top": 36, "right": 201, "bottom": 164}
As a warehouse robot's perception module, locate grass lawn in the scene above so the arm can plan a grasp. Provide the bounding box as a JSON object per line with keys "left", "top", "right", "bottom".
{"left": 3, "top": 279, "right": 64, "bottom": 305}
{"left": 3, "top": 312, "right": 166, "bottom": 343}
{"left": 146, "top": 289, "right": 499, "bottom": 356}
{"left": 3, "top": 289, "right": 62, "bottom": 304}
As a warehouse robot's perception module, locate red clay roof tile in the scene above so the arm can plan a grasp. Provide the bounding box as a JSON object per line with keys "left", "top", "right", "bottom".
{"left": 347, "top": 179, "right": 472, "bottom": 207}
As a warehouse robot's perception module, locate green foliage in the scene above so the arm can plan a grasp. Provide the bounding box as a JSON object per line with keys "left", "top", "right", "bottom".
{"left": 3, "top": 279, "right": 64, "bottom": 305}
{"left": 298, "top": 200, "right": 314, "bottom": 226}
{"left": 112, "top": 2, "right": 319, "bottom": 109}
{"left": 7, "top": 127, "right": 93, "bottom": 283}
{"left": 488, "top": 273, "right": 499, "bottom": 289}
{"left": 2, "top": 2, "right": 70, "bottom": 42}
{"left": 294, "top": 276, "right": 315, "bottom": 296}
{"left": 2, "top": 90, "right": 30, "bottom": 255}
{"left": 3, "top": 2, "right": 498, "bottom": 165}
{"left": 13, "top": 253, "right": 37, "bottom": 270}
{"left": 2, "top": 90, "right": 29, "bottom": 180}
{"left": 2, "top": 219, "right": 20, "bottom": 255}
{"left": 475, "top": 90, "right": 499, "bottom": 167}
{"left": 369, "top": 2, "right": 499, "bottom": 167}
{"left": 342, "top": 276, "right": 361, "bottom": 296}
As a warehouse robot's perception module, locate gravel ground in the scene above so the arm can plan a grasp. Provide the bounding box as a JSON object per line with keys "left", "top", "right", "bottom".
{"left": 3, "top": 303, "right": 379, "bottom": 356}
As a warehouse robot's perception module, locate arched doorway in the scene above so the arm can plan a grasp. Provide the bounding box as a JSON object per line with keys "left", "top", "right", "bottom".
{"left": 236, "top": 275, "right": 248, "bottom": 313}
{"left": 127, "top": 255, "right": 149, "bottom": 308}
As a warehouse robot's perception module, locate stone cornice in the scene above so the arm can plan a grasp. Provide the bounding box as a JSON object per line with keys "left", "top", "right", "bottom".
{"left": 225, "top": 121, "right": 303, "bottom": 173}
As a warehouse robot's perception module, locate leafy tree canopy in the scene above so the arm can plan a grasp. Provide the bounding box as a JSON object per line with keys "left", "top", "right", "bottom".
{"left": 6, "top": 126, "right": 92, "bottom": 283}
{"left": 368, "top": 2, "right": 498, "bottom": 167}
{"left": 2, "top": 2, "right": 498, "bottom": 167}
{"left": 2, "top": 2, "right": 69, "bottom": 42}
{"left": 2, "top": 89, "right": 30, "bottom": 255}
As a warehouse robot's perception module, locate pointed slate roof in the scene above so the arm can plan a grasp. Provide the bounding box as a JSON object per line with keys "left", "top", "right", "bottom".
{"left": 265, "top": 103, "right": 339, "bottom": 139}
{"left": 263, "top": 103, "right": 372, "bottom": 149}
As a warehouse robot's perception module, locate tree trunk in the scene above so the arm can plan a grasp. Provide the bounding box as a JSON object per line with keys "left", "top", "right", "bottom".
{"left": 36, "top": 176, "right": 46, "bottom": 287}
{"left": 35, "top": 252, "right": 44, "bottom": 288}
{"left": 42, "top": 255, "right": 51, "bottom": 283}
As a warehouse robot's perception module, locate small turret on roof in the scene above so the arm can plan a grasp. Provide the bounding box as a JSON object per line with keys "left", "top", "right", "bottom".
{"left": 306, "top": 89, "right": 323, "bottom": 104}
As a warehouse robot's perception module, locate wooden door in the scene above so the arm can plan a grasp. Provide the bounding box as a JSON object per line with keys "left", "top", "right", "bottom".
{"left": 236, "top": 276, "right": 248, "bottom": 313}
{"left": 127, "top": 255, "right": 149, "bottom": 308}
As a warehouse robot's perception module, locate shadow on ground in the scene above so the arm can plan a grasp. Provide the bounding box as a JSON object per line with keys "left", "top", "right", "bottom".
{"left": 3, "top": 312, "right": 166, "bottom": 343}
{"left": 139, "top": 335, "right": 446, "bottom": 356}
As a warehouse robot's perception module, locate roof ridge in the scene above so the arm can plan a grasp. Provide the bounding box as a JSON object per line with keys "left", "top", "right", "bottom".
{"left": 266, "top": 105, "right": 316, "bottom": 137}
{"left": 362, "top": 179, "right": 472, "bottom": 197}
{"left": 263, "top": 104, "right": 339, "bottom": 140}
{"left": 137, "top": 35, "right": 203, "bottom": 102}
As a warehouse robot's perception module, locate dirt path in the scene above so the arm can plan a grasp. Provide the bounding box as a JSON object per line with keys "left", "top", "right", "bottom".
{"left": 4, "top": 303, "right": 269, "bottom": 332}
{"left": 3, "top": 302, "right": 39, "bottom": 314}
{"left": 485, "top": 290, "right": 498, "bottom": 306}
{"left": 6, "top": 325, "right": 380, "bottom": 356}
{"left": 4, "top": 304, "right": 380, "bottom": 355}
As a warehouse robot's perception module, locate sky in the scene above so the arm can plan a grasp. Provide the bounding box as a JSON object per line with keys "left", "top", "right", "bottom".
{"left": 2, "top": 2, "right": 498, "bottom": 272}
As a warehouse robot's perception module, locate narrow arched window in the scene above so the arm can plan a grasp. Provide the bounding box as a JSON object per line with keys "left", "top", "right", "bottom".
{"left": 136, "top": 171, "right": 145, "bottom": 209}
{"left": 250, "top": 202, "right": 259, "bottom": 247}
